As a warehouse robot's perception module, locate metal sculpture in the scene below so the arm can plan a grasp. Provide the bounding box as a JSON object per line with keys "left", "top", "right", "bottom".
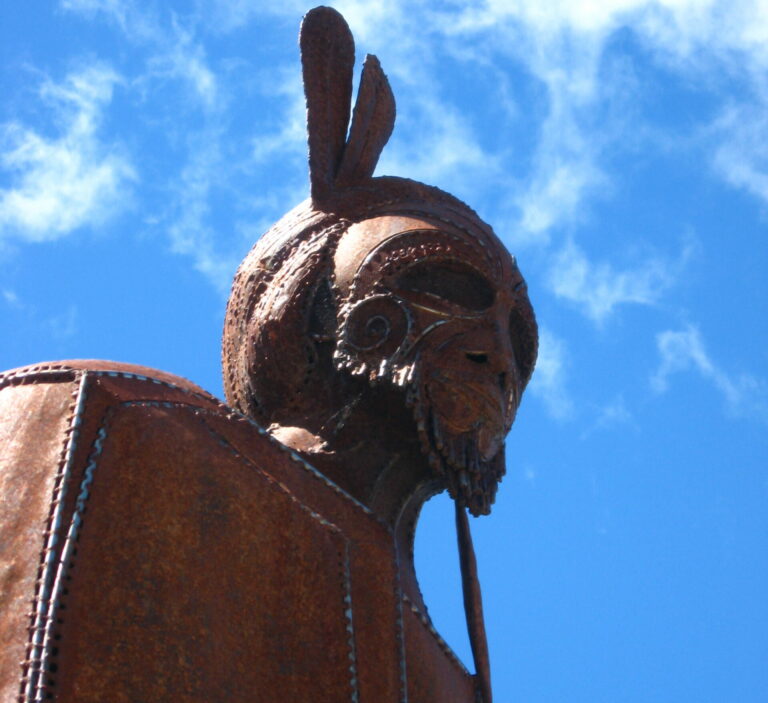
{"left": 0, "top": 7, "right": 537, "bottom": 702}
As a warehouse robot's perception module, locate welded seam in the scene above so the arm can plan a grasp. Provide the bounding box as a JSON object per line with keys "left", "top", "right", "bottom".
{"left": 401, "top": 592, "right": 471, "bottom": 676}
{"left": 20, "top": 373, "right": 89, "bottom": 702}
{"left": 35, "top": 420, "right": 109, "bottom": 697}
{"left": 392, "top": 551, "right": 409, "bottom": 703}
{"left": 341, "top": 543, "right": 360, "bottom": 703}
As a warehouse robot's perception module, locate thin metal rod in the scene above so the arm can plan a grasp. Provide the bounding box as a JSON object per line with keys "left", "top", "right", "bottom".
{"left": 455, "top": 501, "right": 492, "bottom": 703}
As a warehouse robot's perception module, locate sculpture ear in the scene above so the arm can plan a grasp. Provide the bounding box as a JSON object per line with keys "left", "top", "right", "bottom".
{"left": 300, "top": 7, "right": 355, "bottom": 205}
{"left": 336, "top": 54, "right": 396, "bottom": 187}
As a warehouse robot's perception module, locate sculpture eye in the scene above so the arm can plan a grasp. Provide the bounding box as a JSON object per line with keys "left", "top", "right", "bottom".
{"left": 395, "top": 261, "right": 494, "bottom": 311}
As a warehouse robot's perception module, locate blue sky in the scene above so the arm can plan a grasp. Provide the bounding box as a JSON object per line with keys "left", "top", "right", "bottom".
{"left": 2, "top": 1, "right": 767, "bottom": 700}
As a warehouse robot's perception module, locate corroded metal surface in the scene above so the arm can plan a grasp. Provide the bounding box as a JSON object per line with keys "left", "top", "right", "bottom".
{"left": 0, "top": 375, "right": 76, "bottom": 703}
{"left": 0, "top": 6, "right": 537, "bottom": 703}
{"left": 0, "top": 363, "right": 403, "bottom": 701}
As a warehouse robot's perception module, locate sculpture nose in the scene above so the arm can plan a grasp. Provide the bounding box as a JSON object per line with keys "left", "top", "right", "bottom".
{"left": 494, "top": 315, "right": 519, "bottom": 397}
{"left": 463, "top": 350, "right": 509, "bottom": 394}
{"left": 464, "top": 325, "right": 514, "bottom": 390}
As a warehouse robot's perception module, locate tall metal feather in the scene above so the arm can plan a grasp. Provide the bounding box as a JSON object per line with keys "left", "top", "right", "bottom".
{"left": 336, "top": 53, "right": 396, "bottom": 186}
{"left": 299, "top": 6, "right": 355, "bottom": 204}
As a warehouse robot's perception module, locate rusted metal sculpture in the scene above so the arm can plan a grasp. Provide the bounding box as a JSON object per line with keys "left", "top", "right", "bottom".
{"left": 0, "top": 7, "right": 537, "bottom": 703}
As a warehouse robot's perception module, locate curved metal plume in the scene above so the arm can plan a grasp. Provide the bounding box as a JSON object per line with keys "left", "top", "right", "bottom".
{"left": 300, "top": 7, "right": 396, "bottom": 205}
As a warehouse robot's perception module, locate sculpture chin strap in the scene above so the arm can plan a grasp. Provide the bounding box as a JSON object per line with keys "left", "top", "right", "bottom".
{"left": 455, "top": 502, "right": 493, "bottom": 703}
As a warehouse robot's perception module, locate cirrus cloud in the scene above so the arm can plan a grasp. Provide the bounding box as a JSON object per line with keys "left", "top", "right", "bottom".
{"left": 0, "top": 65, "right": 135, "bottom": 241}
{"left": 528, "top": 326, "right": 574, "bottom": 420}
{"left": 547, "top": 239, "right": 681, "bottom": 323}
{"left": 652, "top": 324, "right": 768, "bottom": 423}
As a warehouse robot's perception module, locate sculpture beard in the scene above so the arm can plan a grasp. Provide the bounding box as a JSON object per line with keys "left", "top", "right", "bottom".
{"left": 408, "top": 344, "right": 514, "bottom": 517}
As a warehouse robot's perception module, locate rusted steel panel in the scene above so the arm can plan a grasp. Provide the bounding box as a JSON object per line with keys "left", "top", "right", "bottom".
{"left": 402, "top": 595, "right": 476, "bottom": 703}
{"left": 54, "top": 405, "right": 356, "bottom": 702}
{"left": 0, "top": 377, "right": 79, "bottom": 703}
{"left": 0, "top": 364, "right": 406, "bottom": 702}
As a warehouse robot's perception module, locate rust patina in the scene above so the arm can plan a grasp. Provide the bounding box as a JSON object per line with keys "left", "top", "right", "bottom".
{"left": 0, "top": 7, "right": 537, "bottom": 703}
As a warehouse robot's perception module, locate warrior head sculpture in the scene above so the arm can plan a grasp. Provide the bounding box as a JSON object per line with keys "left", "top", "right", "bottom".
{"left": 222, "top": 7, "right": 537, "bottom": 518}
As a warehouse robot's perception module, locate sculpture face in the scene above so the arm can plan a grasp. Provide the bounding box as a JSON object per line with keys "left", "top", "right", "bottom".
{"left": 332, "top": 215, "right": 533, "bottom": 515}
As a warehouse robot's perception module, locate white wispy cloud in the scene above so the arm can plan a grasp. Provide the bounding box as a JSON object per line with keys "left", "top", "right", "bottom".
{"left": 64, "top": 0, "right": 220, "bottom": 110}
{"left": 46, "top": 304, "right": 79, "bottom": 341}
{"left": 205, "top": 0, "right": 411, "bottom": 48}
{"left": 60, "top": 0, "right": 129, "bottom": 24}
{"left": 147, "top": 24, "right": 219, "bottom": 111}
{"left": 594, "top": 396, "right": 632, "bottom": 428}
{"left": 652, "top": 324, "right": 768, "bottom": 423}
{"left": 250, "top": 67, "right": 305, "bottom": 166}
{"left": 60, "top": 0, "right": 164, "bottom": 41}
{"left": 712, "top": 102, "right": 768, "bottom": 206}
{"left": 0, "top": 66, "right": 135, "bottom": 241}
{"left": 580, "top": 395, "right": 636, "bottom": 439}
{"left": 61, "top": 1, "right": 232, "bottom": 286}
{"left": 377, "top": 94, "right": 500, "bottom": 197}
{"left": 517, "top": 153, "right": 604, "bottom": 238}
{"left": 432, "top": 0, "right": 768, "bottom": 235}
{"left": 527, "top": 326, "right": 574, "bottom": 420}
{"left": 547, "top": 239, "right": 680, "bottom": 323}
{"left": 432, "top": 3, "right": 617, "bottom": 239}
{"left": 164, "top": 128, "right": 241, "bottom": 292}
{"left": 2, "top": 289, "right": 21, "bottom": 308}
{"left": 204, "top": 0, "right": 307, "bottom": 33}
{"left": 636, "top": 0, "right": 768, "bottom": 66}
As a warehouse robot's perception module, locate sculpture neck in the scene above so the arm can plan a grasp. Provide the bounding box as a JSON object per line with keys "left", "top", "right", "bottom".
{"left": 269, "top": 381, "right": 493, "bottom": 698}
{"left": 268, "top": 382, "right": 441, "bottom": 607}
